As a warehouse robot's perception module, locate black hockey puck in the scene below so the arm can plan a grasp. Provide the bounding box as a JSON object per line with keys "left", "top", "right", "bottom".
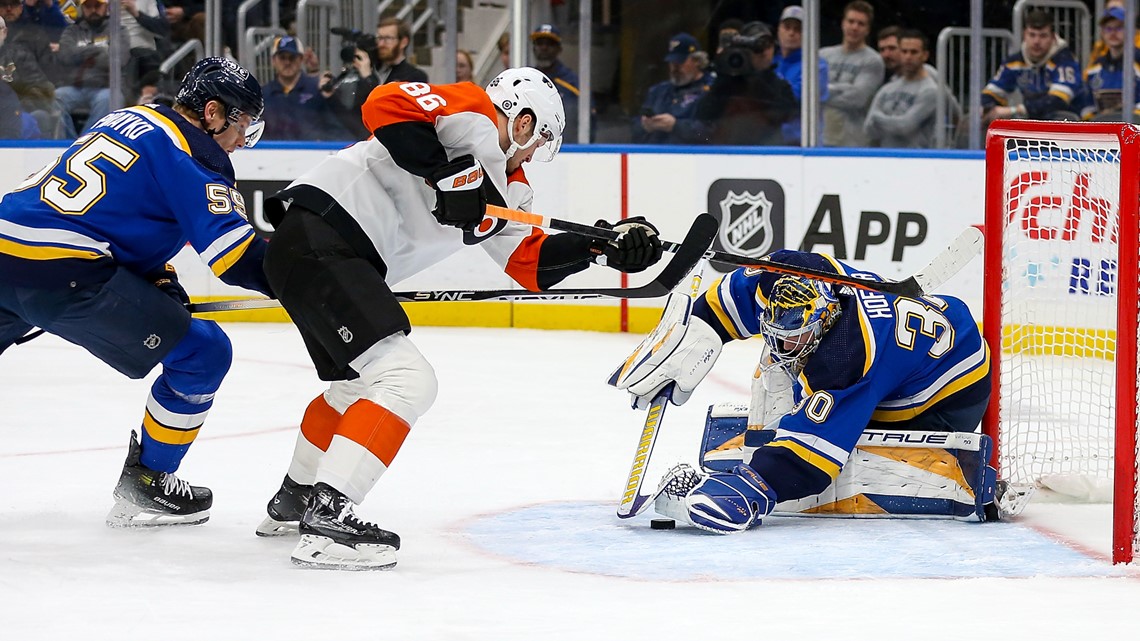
{"left": 650, "top": 518, "right": 676, "bottom": 530}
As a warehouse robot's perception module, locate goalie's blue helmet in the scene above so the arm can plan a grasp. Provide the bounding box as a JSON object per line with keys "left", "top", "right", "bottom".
{"left": 761, "top": 276, "right": 840, "bottom": 368}
{"left": 177, "top": 57, "right": 265, "bottom": 144}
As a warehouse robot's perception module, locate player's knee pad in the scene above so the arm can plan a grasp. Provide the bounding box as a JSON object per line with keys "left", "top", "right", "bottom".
{"left": 342, "top": 332, "right": 438, "bottom": 424}
{"left": 654, "top": 463, "right": 776, "bottom": 534}
{"left": 159, "top": 319, "right": 233, "bottom": 397}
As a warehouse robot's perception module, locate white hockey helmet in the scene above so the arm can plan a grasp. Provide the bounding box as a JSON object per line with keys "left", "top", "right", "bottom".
{"left": 486, "top": 67, "right": 565, "bottom": 162}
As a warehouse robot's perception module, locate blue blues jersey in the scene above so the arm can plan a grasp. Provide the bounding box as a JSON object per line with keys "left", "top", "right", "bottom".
{"left": 694, "top": 250, "right": 991, "bottom": 501}
{"left": 1081, "top": 51, "right": 1140, "bottom": 118}
{"left": 981, "top": 44, "right": 1083, "bottom": 118}
{"left": 0, "top": 104, "right": 268, "bottom": 292}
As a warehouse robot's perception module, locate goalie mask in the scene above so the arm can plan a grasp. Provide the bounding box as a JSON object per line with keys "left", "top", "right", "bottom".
{"left": 486, "top": 67, "right": 565, "bottom": 162}
{"left": 761, "top": 276, "right": 840, "bottom": 369}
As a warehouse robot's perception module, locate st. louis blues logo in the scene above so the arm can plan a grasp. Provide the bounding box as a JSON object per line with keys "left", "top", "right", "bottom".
{"left": 463, "top": 215, "right": 508, "bottom": 245}
{"left": 718, "top": 190, "right": 775, "bottom": 257}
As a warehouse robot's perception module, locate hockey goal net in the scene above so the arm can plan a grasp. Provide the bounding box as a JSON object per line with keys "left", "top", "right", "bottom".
{"left": 983, "top": 120, "right": 1140, "bottom": 564}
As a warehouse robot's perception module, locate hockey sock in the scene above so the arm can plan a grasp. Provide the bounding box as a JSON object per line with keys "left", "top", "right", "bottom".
{"left": 286, "top": 394, "right": 342, "bottom": 485}
{"left": 315, "top": 399, "right": 411, "bottom": 504}
{"left": 139, "top": 321, "right": 231, "bottom": 472}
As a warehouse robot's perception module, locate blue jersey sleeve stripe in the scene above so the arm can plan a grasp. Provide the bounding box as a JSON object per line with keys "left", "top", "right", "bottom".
{"left": 206, "top": 229, "right": 256, "bottom": 276}
{"left": 129, "top": 106, "right": 191, "bottom": 154}
{"left": 871, "top": 344, "right": 991, "bottom": 421}
{"left": 774, "top": 427, "right": 850, "bottom": 463}
{"left": 766, "top": 440, "right": 843, "bottom": 479}
{"left": 0, "top": 236, "right": 107, "bottom": 260}
{"left": 0, "top": 220, "right": 111, "bottom": 259}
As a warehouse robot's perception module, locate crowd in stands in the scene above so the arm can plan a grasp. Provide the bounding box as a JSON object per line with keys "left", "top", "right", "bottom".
{"left": 0, "top": 1, "right": 1135, "bottom": 148}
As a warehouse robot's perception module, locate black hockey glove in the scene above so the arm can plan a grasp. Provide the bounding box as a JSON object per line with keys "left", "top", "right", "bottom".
{"left": 430, "top": 154, "right": 487, "bottom": 231}
{"left": 146, "top": 263, "right": 190, "bottom": 307}
{"left": 590, "top": 216, "right": 664, "bottom": 273}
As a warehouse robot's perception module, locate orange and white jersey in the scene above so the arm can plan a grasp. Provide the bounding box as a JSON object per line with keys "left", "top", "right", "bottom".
{"left": 282, "top": 80, "right": 550, "bottom": 289}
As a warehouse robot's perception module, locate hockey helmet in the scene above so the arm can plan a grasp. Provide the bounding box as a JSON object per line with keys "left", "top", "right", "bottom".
{"left": 761, "top": 276, "right": 840, "bottom": 368}
{"left": 486, "top": 67, "right": 565, "bottom": 162}
{"left": 176, "top": 57, "right": 266, "bottom": 147}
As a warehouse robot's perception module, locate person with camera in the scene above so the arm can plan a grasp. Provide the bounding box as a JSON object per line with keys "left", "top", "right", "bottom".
{"left": 819, "top": 1, "right": 883, "bottom": 147}
{"left": 631, "top": 32, "right": 713, "bottom": 145}
{"left": 263, "top": 35, "right": 342, "bottom": 141}
{"left": 692, "top": 20, "right": 796, "bottom": 146}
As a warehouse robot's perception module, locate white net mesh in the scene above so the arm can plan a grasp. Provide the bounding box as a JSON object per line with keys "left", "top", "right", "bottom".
{"left": 998, "top": 139, "right": 1122, "bottom": 501}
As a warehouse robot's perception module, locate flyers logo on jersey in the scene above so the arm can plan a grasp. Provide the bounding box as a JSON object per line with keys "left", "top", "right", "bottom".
{"left": 451, "top": 167, "right": 484, "bottom": 189}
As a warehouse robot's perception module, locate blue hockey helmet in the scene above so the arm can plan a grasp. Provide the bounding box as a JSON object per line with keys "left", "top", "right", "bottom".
{"left": 176, "top": 57, "right": 265, "bottom": 146}
{"left": 761, "top": 276, "right": 840, "bottom": 368}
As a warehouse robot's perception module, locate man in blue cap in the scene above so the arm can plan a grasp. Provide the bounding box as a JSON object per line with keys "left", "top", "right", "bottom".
{"left": 1082, "top": 6, "right": 1140, "bottom": 121}
{"left": 530, "top": 23, "right": 585, "bottom": 142}
{"left": 632, "top": 32, "right": 714, "bottom": 144}
{"left": 262, "top": 35, "right": 342, "bottom": 140}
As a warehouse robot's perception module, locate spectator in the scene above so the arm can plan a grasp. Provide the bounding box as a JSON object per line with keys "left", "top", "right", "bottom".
{"left": 497, "top": 31, "right": 509, "bottom": 71}
{"left": 773, "top": 5, "right": 829, "bottom": 146}
{"left": 819, "top": 1, "right": 883, "bottom": 147}
{"left": 530, "top": 23, "right": 584, "bottom": 142}
{"left": 1, "top": 66, "right": 32, "bottom": 137}
{"left": 262, "top": 35, "right": 340, "bottom": 141}
{"left": 456, "top": 48, "right": 473, "bottom": 83}
{"left": 1089, "top": 0, "right": 1140, "bottom": 63}
{"left": 164, "top": 0, "right": 204, "bottom": 47}
{"left": 57, "top": 0, "right": 128, "bottom": 133}
{"left": 695, "top": 20, "right": 796, "bottom": 146}
{"left": 877, "top": 25, "right": 902, "bottom": 85}
{"left": 631, "top": 32, "right": 712, "bottom": 145}
{"left": 0, "top": 14, "right": 70, "bottom": 137}
{"left": 374, "top": 16, "right": 428, "bottom": 84}
{"left": 864, "top": 29, "right": 939, "bottom": 148}
{"left": 120, "top": 0, "right": 168, "bottom": 95}
{"left": 16, "top": 0, "right": 67, "bottom": 43}
{"left": 135, "top": 69, "right": 173, "bottom": 106}
{"left": 321, "top": 34, "right": 389, "bottom": 140}
{"left": 982, "top": 9, "right": 1082, "bottom": 123}
{"left": 1082, "top": 6, "right": 1140, "bottom": 121}
{"left": 716, "top": 18, "right": 744, "bottom": 54}
{"left": 1, "top": 0, "right": 57, "bottom": 71}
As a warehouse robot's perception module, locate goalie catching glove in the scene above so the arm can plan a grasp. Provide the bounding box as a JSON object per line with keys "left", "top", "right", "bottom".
{"left": 590, "top": 216, "right": 663, "bottom": 273}
{"left": 608, "top": 291, "right": 723, "bottom": 409}
{"left": 430, "top": 154, "right": 487, "bottom": 231}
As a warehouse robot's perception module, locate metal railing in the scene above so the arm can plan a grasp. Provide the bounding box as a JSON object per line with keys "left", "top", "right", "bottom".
{"left": 160, "top": 39, "right": 206, "bottom": 76}
{"left": 1012, "top": 0, "right": 1092, "bottom": 67}
{"left": 935, "top": 27, "right": 1015, "bottom": 148}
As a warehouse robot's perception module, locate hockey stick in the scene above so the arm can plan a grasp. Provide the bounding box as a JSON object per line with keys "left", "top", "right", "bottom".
{"left": 186, "top": 213, "right": 719, "bottom": 314}
{"left": 487, "top": 205, "right": 984, "bottom": 298}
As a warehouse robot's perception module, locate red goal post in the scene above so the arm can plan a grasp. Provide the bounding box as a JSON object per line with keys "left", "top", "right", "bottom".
{"left": 983, "top": 120, "right": 1140, "bottom": 564}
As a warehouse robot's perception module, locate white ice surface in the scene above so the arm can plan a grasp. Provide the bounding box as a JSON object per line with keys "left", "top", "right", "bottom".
{"left": 2, "top": 323, "right": 1139, "bottom": 640}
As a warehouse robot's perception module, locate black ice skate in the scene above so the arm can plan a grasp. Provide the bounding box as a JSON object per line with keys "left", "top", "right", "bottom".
{"left": 106, "top": 430, "right": 212, "bottom": 527}
{"left": 290, "top": 482, "right": 400, "bottom": 570}
{"left": 255, "top": 474, "right": 313, "bottom": 537}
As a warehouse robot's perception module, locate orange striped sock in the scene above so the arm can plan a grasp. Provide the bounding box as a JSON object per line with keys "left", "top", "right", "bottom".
{"left": 338, "top": 400, "right": 411, "bottom": 467}
{"left": 299, "top": 394, "right": 341, "bottom": 452}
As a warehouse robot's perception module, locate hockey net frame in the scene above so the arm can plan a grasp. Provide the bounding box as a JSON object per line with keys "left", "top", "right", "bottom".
{"left": 983, "top": 120, "right": 1140, "bottom": 564}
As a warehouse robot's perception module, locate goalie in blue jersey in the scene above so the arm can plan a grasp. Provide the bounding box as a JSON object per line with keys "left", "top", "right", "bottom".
{"left": 0, "top": 57, "right": 272, "bottom": 528}
{"left": 612, "top": 250, "right": 1001, "bottom": 533}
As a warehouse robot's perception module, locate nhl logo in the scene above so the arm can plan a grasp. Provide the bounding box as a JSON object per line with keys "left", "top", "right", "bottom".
{"left": 706, "top": 179, "right": 785, "bottom": 273}
{"left": 143, "top": 334, "right": 161, "bottom": 350}
{"left": 718, "top": 190, "right": 775, "bottom": 256}
{"left": 338, "top": 326, "right": 353, "bottom": 343}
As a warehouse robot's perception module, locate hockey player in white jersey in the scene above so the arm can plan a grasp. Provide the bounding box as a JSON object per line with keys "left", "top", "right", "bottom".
{"left": 611, "top": 250, "right": 999, "bottom": 533}
{"left": 257, "top": 68, "right": 664, "bottom": 569}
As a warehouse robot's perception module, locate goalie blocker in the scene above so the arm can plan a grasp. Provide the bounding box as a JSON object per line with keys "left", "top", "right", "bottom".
{"left": 699, "top": 403, "right": 1001, "bottom": 522}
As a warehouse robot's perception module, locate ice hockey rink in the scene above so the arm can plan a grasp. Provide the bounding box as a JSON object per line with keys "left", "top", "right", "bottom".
{"left": 2, "top": 322, "right": 1139, "bottom": 640}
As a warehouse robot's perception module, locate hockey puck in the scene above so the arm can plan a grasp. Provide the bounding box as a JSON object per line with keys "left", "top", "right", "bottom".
{"left": 650, "top": 518, "right": 676, "bottom": 530}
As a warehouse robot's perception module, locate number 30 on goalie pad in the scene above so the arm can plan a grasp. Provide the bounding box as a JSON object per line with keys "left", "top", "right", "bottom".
{"left": 698, "top": 403, "right": 1001, "bottom": 522}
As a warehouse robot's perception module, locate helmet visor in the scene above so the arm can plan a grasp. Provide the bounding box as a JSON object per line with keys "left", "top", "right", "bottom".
{"left": 243, "top": 119, "right": 265, "bottom": 148}
{"left": 531, "top": 126, "right": 561, "bottom": 162}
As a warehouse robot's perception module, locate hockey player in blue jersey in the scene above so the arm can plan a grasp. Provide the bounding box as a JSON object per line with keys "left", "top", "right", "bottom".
{"left": 612, "top": 249, "right": 997, "bottom": 533}
{"left": 0, "top": 57, "right": 271, "bottom": 527}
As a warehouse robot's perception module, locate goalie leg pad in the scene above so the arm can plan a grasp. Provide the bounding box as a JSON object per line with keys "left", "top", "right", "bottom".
{"left": 654, "top": 463, "right": 777, "bottom": 533}
{"left": 774, "top": 431, "right": 1000, "bottom": 522}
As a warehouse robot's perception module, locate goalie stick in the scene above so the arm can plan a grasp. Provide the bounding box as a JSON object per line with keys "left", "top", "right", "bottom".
{"left": 614, "top": 257, "right": 710, "bottom": 519}
{"left": 487, "top": 205, "right": 984, "bottom": 298}
{"left": 186, "top": 213, "right": 719, "bottom": 314}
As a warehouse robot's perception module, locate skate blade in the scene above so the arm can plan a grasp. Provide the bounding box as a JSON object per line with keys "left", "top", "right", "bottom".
{"left": 290, "top": 534, "right": 397, "bottom": 571}
{"left": 255, "top": 515, "right": 299, "bottom": 537}
{"left": 105, "top": 498, "right": 210, "bottom": 528}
